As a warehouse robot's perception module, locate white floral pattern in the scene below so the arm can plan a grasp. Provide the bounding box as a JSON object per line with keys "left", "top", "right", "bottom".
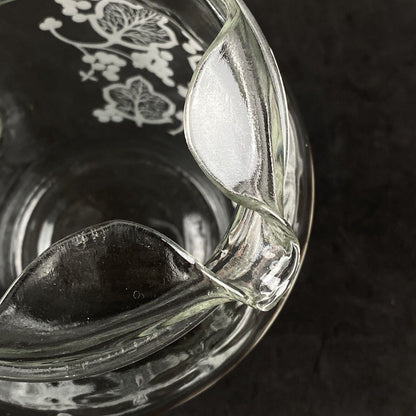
{"left": 183, "top": 35, "right": 203, "bottom": 71}
{"left": 131, "top": 49, "right": 174, "bottom": 87}
{"left": 39, "top": 0, "right": 203, "bottom": 132}
{"left": 93, "top": 75, "right": 175, "bottom": 126}
{"left": 39, "top": 17, "right": 63, "bottom": 31}
{"left": 80, "top": 51, "right": 127, "bottom": 81}
{"left": 56, "top": 0, "right": 91, "bottom": 23}
{"left": 91, "top": 0, "right": 177, "bottom": 50}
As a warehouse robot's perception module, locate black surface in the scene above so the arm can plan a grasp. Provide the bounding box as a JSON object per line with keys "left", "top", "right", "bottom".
{"left": 168, "top": 0, "right": 416, "bottom": 415}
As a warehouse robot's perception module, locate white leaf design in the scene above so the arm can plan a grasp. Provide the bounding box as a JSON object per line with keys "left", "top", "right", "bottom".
{"left": 91, "top": 0, "right": 178, "bottom": 50}
{"left": 98, "top": 75, "right": 176, "bottom": 126}
{"left": 39, "top": 0, "right": 188, "bottom": 132}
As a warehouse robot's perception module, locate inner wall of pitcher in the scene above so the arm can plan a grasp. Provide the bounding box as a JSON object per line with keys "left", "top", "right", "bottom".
{"left": 0, "top": 0, "right": 232, "bottom": 294}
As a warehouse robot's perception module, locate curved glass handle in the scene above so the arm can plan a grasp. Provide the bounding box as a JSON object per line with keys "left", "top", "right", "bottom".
{"left": 185, "top": 0, "right": 300, "bottom": 310}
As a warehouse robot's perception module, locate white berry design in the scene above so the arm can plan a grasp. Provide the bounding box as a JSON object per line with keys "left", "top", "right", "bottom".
{"left": 39, "top": 0, "right": 204, "bottom": 132}
{"left": 80, "top": 51, "right": 127, "bottom": 82}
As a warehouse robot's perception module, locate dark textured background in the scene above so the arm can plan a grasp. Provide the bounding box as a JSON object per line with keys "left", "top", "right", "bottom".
{"left": 168, "top": 0, "right": 416, "bottom": 415}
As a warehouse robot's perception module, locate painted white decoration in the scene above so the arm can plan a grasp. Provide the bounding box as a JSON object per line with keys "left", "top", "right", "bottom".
{"left": 39, "top": 17, "right": 63, "bottom": 30}
{"left": 38, "top": 0, "right": 204, "bottom": 133}
{"left": 91, "top": 0, "right": 178, "bottom": 50}
{"left": 131, "top": 49, "right": 175, "bottom": 87}
{"left": 182, "top": 34, "right": 203, "bottom": 55}
{"left": 56, "top": 0, "right": 91, "bottom": 22}
{"left": 93, "top": 75, "right": 176, "bottom": 126}
{"left": 188, "top": 54, "right": 202, "bottom": 71}
{"left": 80, "top": 51, "right": 127, "bottom": 82}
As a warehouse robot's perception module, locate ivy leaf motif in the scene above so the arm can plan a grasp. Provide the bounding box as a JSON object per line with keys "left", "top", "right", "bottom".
{"left": 110, "top": 89, "right": 135, "bottom": 117}
{"left": 101, "top": 75, "right": 176, "bottom": 126}
{"left": 91, "top": 0, "right": 178, "bottom": 50}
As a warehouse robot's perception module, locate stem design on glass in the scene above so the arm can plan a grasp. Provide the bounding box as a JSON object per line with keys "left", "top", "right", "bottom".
{"left": 38, "top": 0, "right": 202, "bottom": 133}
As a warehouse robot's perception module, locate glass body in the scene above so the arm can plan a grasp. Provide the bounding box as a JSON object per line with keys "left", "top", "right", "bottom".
{"left": 0, "top": 0, "right": 314, "bottom": 414}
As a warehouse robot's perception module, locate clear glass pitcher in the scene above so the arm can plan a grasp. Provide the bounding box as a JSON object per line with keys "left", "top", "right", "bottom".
{"left": 0, "top": 0, "right": 313, "bottom": 414}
